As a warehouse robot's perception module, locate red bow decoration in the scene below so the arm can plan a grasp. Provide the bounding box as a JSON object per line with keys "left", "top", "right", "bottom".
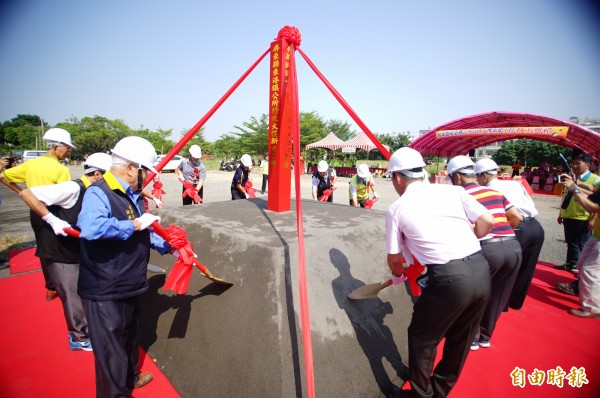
{"left": 364, "top": 196, "right": 379, "bottom": 209}
{"left": 152, "top": 180, "right": 165, "bottom": 205}
{"left": 182, "top": 180, "right": 202, "bottom": 204}
{"left": 277, "top": 26, "right": 302, "bottom": 46}
{"left": 319, "top": 186, "right": 336, "bottom": 202}
{"left": 245, "top": 181, "right": 257, "bottom": 198}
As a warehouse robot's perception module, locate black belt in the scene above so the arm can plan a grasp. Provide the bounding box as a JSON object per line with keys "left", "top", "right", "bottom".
{"left": 427, "top": 250, "right": 483, "bottom": 266}
{"left": 480, "top": 236, "right": 517, "bottom": 246}
{"left": 522, "top": 216, "right": 536, "bottom": 222}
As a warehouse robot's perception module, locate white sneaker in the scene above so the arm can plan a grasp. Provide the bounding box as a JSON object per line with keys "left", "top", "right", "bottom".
{"left": 478, "top": 340, "right": 491, "bottom": 348}
{"left": 470, "top": 342, "right": 480, "bottom": 351}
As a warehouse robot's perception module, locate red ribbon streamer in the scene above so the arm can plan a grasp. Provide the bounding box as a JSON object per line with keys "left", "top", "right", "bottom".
{"left": 245, "top": 181, "right": 257, "bottom": 198}
{"left": 152, "top": 180, "right": 165, "bottom": 202}
{"left": 182, "top": 181, "right": 202, "bottom": 204}
{"left": 363, "top": 196, "right": 379, "bottom": 209}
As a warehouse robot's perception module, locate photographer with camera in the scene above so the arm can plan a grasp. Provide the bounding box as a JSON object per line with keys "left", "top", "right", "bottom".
{"left": 556, "top": 153, "right": 600, "bottom": 273}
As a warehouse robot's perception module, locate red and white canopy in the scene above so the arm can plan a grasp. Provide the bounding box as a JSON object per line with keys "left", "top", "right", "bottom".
{"left": 305, "top": 132, "right": 346, "bottom": 150}
{"left": 343, "top": 131, "right": 390, "bottom": 152}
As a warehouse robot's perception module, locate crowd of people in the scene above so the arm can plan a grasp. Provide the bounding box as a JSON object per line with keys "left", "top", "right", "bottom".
{"left": 2, "top": 129, "right": 599, "bottom": 398}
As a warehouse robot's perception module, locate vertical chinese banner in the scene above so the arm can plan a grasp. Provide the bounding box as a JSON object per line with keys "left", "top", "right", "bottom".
{"left": 267, "top": 37, "right": 294, "bottom": 212}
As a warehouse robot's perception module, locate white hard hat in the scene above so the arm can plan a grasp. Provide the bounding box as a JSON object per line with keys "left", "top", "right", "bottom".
{"left": 317, "top": 160, "right": 329, "bottom": 172}
{"left": 189, "top": 144, "right": 202, "bottom": 159}
{"left": 385, "top": 147, "right": 426, "bottom": 178}
{"left": 240, "top": 154, "right": 252, "bottom": 167}
{"left": 111, "top": 136, "right": 158, "bottom": 174}
{"left": 43, "top": 128, "right": 75, "bottom": 148}
{"left": 447, "top": 155, "right": 475, "bottom": 175}
{"left": 356, "top": 163, "right": 370, "bottom": 178}
{"left": 84, "top": 153, "right": 112, "bottom": 173}
{"left": 474, "top": 158, "right": 498, "bottom": 175}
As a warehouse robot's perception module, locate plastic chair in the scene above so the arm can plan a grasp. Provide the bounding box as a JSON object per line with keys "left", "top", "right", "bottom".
{"left": 531, "top": 176, "right": 540, "bottom": 190}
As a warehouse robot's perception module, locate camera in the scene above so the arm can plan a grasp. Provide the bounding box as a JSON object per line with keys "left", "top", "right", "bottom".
{"left": 2, "top": 157, "right": 16, "bottom": 169}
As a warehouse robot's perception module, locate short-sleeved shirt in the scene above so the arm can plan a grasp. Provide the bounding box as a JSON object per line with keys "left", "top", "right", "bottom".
{"left": 2, "top": 154, "right": 70, "bottom": 187}
{"left": 560, "top": 171, "right": 600, "bottom": 220}
{"left": 386, "top": 181, "right": 488, "bottom": 265}
{"left": 487, "top": 179, "right": 539, "bottom": 219}
{"left": 30, "top": 176, "right": 92, "bottom": 209}
{"left": 464, "top": 181, "right": 515, "bottom": 239}
{"left": 178, "top": 158, "right": 206, "bottom": 184}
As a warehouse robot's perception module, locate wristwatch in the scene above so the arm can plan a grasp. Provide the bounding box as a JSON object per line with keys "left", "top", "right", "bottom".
{"left": 572, "top": 188, "right": 581, "bottom": 194}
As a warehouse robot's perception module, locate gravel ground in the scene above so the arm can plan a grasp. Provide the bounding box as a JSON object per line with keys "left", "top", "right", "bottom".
{"left": 0, "top": 164, "right": 565, "bottom": 271}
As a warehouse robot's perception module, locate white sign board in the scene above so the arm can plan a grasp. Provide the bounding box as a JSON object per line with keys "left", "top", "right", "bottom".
{"left": 342, "top": 147, "right": 356, "bottom": 153}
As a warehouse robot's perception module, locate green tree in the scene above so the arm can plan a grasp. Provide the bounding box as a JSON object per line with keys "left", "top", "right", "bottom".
{"left": 58, "top": 116, "right": 133, "bottom": 157}
{"left": 493, "top": 139, "right": 569, "bottom": 168}
{"left": 325, "top": 119, "right": 355, "bottom": 141}
{"left": 213, "top": 134, "right": 241, "bottom": 159}
{"left": 231, "top": 114, "right": 269, "bottom": 156}
{"left": 0, "top": 114, "right": 44, "bottom": 152}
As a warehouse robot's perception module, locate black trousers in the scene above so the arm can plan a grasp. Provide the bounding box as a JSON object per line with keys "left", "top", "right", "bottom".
{"left": 408, "top": 251, "right": 490, "bottom": 398}
{"left": 477, "top": 238, "right": 522, "bottom": 342}
{"left": 562, "top": 218, "right": 591, "bottom": 264}
{"left": 83, "top": 296, "right": 142, "bottom": 398}
{"left": 510, "top": 218, "right": 545, "bottom": 310}
{"left": 181, "top": 185, "right": 203, "bottom": 206}
{"left": 261, "top": 174, "right": 268, "bottom": 193}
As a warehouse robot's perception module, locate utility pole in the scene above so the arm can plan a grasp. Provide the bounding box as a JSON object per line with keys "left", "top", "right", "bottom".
{"left": 38, "top": 118, "right": 45, "bottom": 150}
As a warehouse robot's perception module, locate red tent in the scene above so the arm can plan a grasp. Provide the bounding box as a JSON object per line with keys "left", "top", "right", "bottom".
{"left": 409, "top": 111, "right": 600, "bottom": 159}
{"left": 305, "top": 132, "right": 346, "bottom": 151}
{"left": 342, "top": 131, "right": 390, "bottom": 152}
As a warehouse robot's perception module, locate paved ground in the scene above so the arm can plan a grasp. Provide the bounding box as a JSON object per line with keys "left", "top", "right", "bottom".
{"left": 0, "top": 164, "right": 565, "bottom": 273}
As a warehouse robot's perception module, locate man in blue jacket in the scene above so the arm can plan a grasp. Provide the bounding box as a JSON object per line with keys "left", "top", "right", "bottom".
{"left": 77, "top": 137, "right": 172, "bottom": 397}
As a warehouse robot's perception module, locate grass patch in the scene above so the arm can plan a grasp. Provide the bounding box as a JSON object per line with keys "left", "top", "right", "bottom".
{"left": 0, "top": 235, "right": 29, "bottom": 256}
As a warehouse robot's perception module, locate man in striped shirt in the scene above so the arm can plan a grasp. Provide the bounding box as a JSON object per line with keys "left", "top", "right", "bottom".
{"left": 447, "top": 155, "right": 523, "bottom": 350}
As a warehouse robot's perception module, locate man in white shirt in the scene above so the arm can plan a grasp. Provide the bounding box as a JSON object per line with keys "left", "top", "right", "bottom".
{"left": 17, "top": 153, "right": 112, "bottom": 352}
{"left": 385, "top": 148, "right": 494, "bottom": 398}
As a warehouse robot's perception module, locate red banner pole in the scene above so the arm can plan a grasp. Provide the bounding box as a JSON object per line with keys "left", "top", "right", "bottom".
{"left": 144, "top": 48, "right": 270, "bottom": 186}
{"left": 297, "top": 48, "right": 391, "bottom": 160}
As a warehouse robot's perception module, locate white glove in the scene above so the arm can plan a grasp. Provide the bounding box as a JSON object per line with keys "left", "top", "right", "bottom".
{"left": 245, "top": 193, "right": 250, "bottom": 199}
{"left": 42, "top": 213, "right": 71, "bottom": 236}
{"left": 135, "top": 213, "right": 161, "bottom": 231}
{"left": 152, "top": 197, "right": 164, "bottom": 208}
{"left": 373, "top": 191, "right": 380, "bottom": 199}
{"left": 391, "top": 274, "right": 407, "bottom": 285}
{"left": 178, "top": 175, "right": 185, "bottom": 182}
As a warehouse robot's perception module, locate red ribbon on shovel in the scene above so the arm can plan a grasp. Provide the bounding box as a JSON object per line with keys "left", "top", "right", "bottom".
{"left": 151, "top": 222, "right": 232, "bottom": 293}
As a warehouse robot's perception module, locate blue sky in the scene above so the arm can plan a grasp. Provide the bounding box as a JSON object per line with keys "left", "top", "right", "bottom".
{"left": 1, "top": 0, "right": 599, "bottom": 142}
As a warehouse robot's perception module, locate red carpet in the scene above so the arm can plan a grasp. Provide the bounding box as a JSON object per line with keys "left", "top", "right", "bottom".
{"left": 8, "top": 247, "right": 40, "bottom": 274}
{"left": 424, "top": 261, "right": 600, "bottom": 397}
{"left": 0, "top": 272, "right": 180, "bottom": 398}
{"left": 1, "top": 262, "right": 598, "bottom": 397}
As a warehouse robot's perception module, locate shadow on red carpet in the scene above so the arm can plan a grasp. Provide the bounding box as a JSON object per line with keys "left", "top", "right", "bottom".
{"left": 0, "top": 272, "right": 180, "bottom": 398}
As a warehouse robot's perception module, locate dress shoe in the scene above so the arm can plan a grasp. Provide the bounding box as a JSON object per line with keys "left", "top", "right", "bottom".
{"left": 568, "top": 308, "right": 600, "bottom": 318}
{"left": 556, "top": 282, "right": 578, "bottom": 296}
{"left": 385, "top": 383, "right": 411, "bottom": 398}
{"left": 46, "top": 289, "right": 58, "bottom": 301}
{"left": 134, "top": 372, "right": 153, "bottom": 389}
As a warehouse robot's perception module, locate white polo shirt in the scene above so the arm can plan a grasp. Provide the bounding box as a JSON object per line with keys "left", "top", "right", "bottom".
{"left": 487, "top": 179, "right": 539, "bottom": 218}
{"left": 385, "top": 181, "right": 488, "bottom": 265}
